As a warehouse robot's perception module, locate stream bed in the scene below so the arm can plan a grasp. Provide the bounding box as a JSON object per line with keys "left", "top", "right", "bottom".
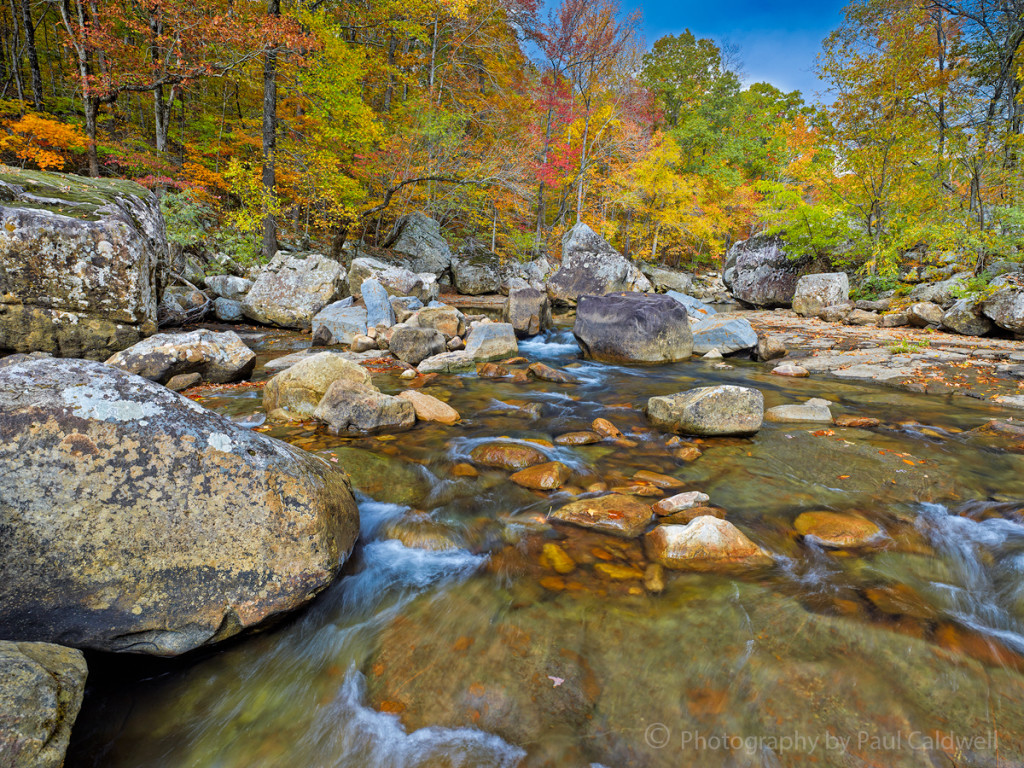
{"left": 66, "top": 325, "right": 1024, "bottom": 768}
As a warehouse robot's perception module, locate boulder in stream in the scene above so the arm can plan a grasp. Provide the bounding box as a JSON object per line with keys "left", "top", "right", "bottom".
{"left": 726, "top": 235, "right": 815, "bottom": 307}
{"left": 242, "top": 251, "right": 344, "bottom": 329}
{"left": 105, "top": 329, "right": 255, "bottom": 385}
{"left": 792, "top": 272, "right": 850, "bottom": 317}
{"left": 502, "top": 288, "right": 552, "bottom": 338}
{"left": 546, "top": 223, "right": 651, "bottom": 305}
{"left": 0, "top": 357, "right": 359, "bottom": 655}
{"left": 573, "top": 293, "right": 692, "bottom": 364}
{"left": 550, "top": 493, "right": 653, "bottom": 538}
{"left": 647, "top": 385, "right": 764, "bottom": 436}
{"left": 645, "top": 517, "right": 772, "bottom": 570}
{"left": 263, "top": 351, "right": 373, "bottom": 420}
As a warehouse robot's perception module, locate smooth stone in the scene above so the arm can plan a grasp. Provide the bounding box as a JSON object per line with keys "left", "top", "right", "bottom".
{"left": 690, "top": 314, "right": 758, "bottom": 355}
{"left": 361, "top": 278, "right": 396, "bottom": 329}
{"left": 313, "top": 384, "right": 415, "bottom": 434}
{"left": 633, "top": 470, "right": 684, "bottom": 489}
{"left": 263, "top": 352, "right": 372, "bottom": 421}
{"left": 470, "top": 441, "right": 548, "bottom": 471}
{"left": 528, "top": 362, "right": 579, "bottom": 384}
{"left": 311, "top": 302, "right": 368, "bottom": 346}
{"left": 647, "top": 385, "right": 764, "bottom": 436}
{"left": 549, "top": 493, "right": 653, "bottom": 538}
{"left": 645, "top": 517, "right": 772, "bottom": 571}
{"left": 396, "top": 390, "right": 460, "bottom": 425}
{"left": 765, "top": 399, "right": 833, "bottom": 423}
{"left": 794, "top": 511, "right": 883, "bottom": 548}
{"left": 554, "top": 431, "right": 602, "bottom": 445}
{"left": 509, "top": 461, "right": 572, "bottom": 490}
{"left": 756, "top": 335, "right": 787, "bottom": 361}
{"left": 771, "top": 362, "right": 809, "bottom": 377}
{"left": 652, "top": 490, "right": 710, "bottom": 515}
{"left": 592, "top": 418, "right": 622, "bottom": 437}
{"left": 464, "top": 323, "right": 518, "bottom": 362}
{"left": 417, "top": 351, "right": 476, "bottom": 374}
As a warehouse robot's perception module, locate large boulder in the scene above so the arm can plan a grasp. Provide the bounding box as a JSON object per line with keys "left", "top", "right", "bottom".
{"left": 361, "top": 278, "right": 395, "bottom": 329}
{"left": 451, "top": 240, "right": 501, "bottom": 295}
{"left": 464, "top": 322, "right": 518, "bottom": 362}
{"left": 727, "top": 235, "right": 815, "bottom": 307}
{"left": 0, "top": 357, "right": 359, "bottom": 655}
{"left": 205, "top": 275, "right": 252, "bottom": 302}
{"left": 105, "top": 329, "right": 255, "bottom": 385}
{"left": 647, "top": 385, "right": 764, "bottom": 436}
{"left": 907, "top": 301, "right": 944, "bottom": 327}
{"left": 263, "top": 351, "right": 372, "bottom": 420}
{"left": 691, "top": 314, "right": 757, "bottom": 355}
{"left": 942, "top": 298, "right": 993, "bottom": 337}
{"left": 573, "top": 293, "right": 692, "bottom": 364}
{"left": 908, "top": 273, "right": 970, "bottom": 307}
{"left": 213, "top": 297, "right": 245, "bottom": 323}
{"left": 311, "top": 299, "right": 366, "bottom": 346}
{"left": 792, "top": 273, "right": 850, "bottom": 317}
{"left": 982, "top": 287, "right": 1024, "bottom": 333}
{"left": 381, "top": 212, "right": 453, "bottom": 277}
{"left": 546, "top": 223, "right": 652, "bottom": 306}
{"left": 389, "top": 326, "right": 447, "bottom": 365}
{"left": 0, "top": 166, "right": 165, "bottom": 360}
{"left": 640, "top": 263, "right": 693, "bottom": 294}
{"left": 0, "top": 641, "right": 87, "bottom": 768}
{"left": 242, "top": 251, "right": 344, "bottom": 329}
{"left": 348, "top": 257, "right": 438, "bottom": 303}
{"left": 502, "top": 287, "right": 552, "bottom": 338}
{"left": 499, "top": 256, "right": 552, "bottom": 294}
{"left": 412, "top": 305, "right": 465, "bottom": 339}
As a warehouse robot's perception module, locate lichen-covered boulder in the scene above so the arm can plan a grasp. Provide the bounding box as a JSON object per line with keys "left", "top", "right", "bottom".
{"left": 347, "top": 257, "right": 438, "bottom": 303}
{"left": 214, "top": 298, "right": 245, "bottom": 323}
{"left": 0, "top": 641, "right": 87, "bottom": 768}
{"left": 0, "top": 166, "right": 165, "bottom": 360}
{"left": 792, "top": 273, "right": 850, "bottom": 317}
{"left": 690, "top": 314, "right": 757, "bottom": 355}
{"left": 907, "top": 301, "right": 944, "bottom": 327}
{"left": 499, "top": 256, "right": 552, "bottom": 294}
{"left": 502, "top": 287, "right": 552, "bottom": 338}
{"left": 451, "top": 240, "right": 501, "bottom": 295}
{"left": 205, "top": 275, "right": 252, "bottom": 302}
{"left": 573, "top": 293, "right": 692, "bottom": 364}
{"left": 242, "top": 251, "right": 344, "bottom": 329}
{"left": 647, "top": 385, "right": 764, "bottom": 436}
{"left": 982, "top": 286, "right": 1024, "bottom": 334}
{"left": 389, "top": 326, "right": 447, "bottom": 365}
{"left": 666, "top": 291, "right": 716, "bottom": 324}
{"left": 0, "top": 357, "right": 359, "bottom": 656}
{"left": 727, "top": 235, "right": 815, "bottom": 307}
{"left": 263, "top": 351, "right": 372, "bottom": 421}
{"left": 547, "top": 223, "right": 652, "bottom": 306}
{"left": 381, "top": 212, "right": 453, "bottom": 277}
{"left": 641, "top": 263, "right": 693, "bottom": 294}
{"left": 313, "top": 382, "right": 415, "bottom": 434}
{"left": 942, "top": 298, "right": 993, "bottom": 337}
{"left": 464, "top": 322, "right": 518, "bottom": 361}
{"left": 311, "top": 299, "right": 366, "bottom": 346}
{"left": 105, "top": 329, "right": 255, "bottom": 385}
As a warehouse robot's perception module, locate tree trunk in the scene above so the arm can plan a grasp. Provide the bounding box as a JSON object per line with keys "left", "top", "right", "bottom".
{"left": 383, "top": 34, "right": 396, "bottom": 111}
{"left": 261, "top": 0, "right": 280, "bottom": 261}
{"left": 575, "top": 103, "right": 591, "bottom": 224}
{"left": 154, "top": 84, "right": 170, "bottom": 152}
{"left": 19, "top": 0, "right": 42, "bottom": 107}
{"left": 59, "top": 0, "right": 99, "bottom": 176}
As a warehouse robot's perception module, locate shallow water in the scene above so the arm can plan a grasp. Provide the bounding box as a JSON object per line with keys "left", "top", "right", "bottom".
{"left": 67, "top": 326, "right": 1024, "bottom": 767}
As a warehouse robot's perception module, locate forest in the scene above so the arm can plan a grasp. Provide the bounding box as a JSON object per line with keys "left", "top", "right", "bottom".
{"left": 1, "top": 0, "right": 1023, "bottom": 280}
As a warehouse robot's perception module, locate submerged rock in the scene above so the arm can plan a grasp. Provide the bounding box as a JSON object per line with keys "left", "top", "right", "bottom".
{"left": 794, "top": 511, "right": 883, "bottom": 548}
{"left": 470, "top": 441, "right": 548, "bottom": 471}
{"left": 573, "top": 293, "right": 693, "bottom": 364}
{"left": 328, "top": 446, "right": 433, "bottom": 506}
{"left": 0, "top": 357, "right": 359, "bottom": 655}
{"left": 509, "top": 461, "right": 572, "bottom": 490}
{"left": 550, "top": 493, "right": 653, "bottom": 538}
{"left": 0, "top": 167, "right": 164, "bottom": 359}
{"left": 644, "top": 517, "right": 772, "bottom": 570}
{"left": 765, "top": 398, "right": 833, "bottom": 423}
{"left": 547, "top": 223, "right": 651, "bottom": 305}
{"left": 647, "top": 385, "right": 764, "bottom": 436}
{"left": 0, "top": 640, "right": 87, "bottom": 768}
{"left": 105, "top": 329, "right": 255, "bottom": 386}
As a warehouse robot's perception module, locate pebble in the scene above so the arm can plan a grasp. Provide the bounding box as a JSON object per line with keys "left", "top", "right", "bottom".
{"left": 772, "top": 363, "right": 810, "bottom": 377}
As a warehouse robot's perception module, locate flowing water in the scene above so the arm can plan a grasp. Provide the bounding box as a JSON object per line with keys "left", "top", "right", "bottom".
{"left": 66, "top": 326, "right": 1024, "bottom": 767}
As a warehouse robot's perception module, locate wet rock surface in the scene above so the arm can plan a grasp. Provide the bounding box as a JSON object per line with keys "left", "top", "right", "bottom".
{"left": 573, "top": 292, "right": 693, "bottom": 364}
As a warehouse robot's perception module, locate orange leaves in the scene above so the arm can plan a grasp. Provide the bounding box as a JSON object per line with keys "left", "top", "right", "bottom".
{"left": 0, "top": 111, "right": 88, "bottom": 171}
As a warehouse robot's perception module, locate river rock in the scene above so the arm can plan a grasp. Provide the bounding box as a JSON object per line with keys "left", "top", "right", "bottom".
{"left": 546, "top": 223, "right": 651, "bottom": 306}
{"left": 313, "top": 382, "right": 415, "bottom": 434}
{"left": 389, "top": 326, "right": 446, "bottom": 365}
{"left": 756, "top": 335, "right": 787, "bottom": 361}
{"left": 361, "top": 279, "right": 395, "bottom": 329}
{"left": 907, "top": 301, "right": 944, "bottom": 327}
{"left": 381, "top": 212, "right": 453, "bottom": 277}
{"left": 982, "top": 288, "right": 1024, "bottom": 333}
{"left": 348, "top": 257, "right": 438, "bottom": 303}
{"left": 819, "top": 304, "right": 851, "bottom": 323}
{"left": 792, "top": 273, "right": 850, "bottom": 317}
{"left": 417, "top": 350, "right": 476, "bottom": 373}
{"left": 396, "top": 390, "right": 460, "bottom": 424}
{"left": 0, "top": 357, "right": 359, "bottom": 655}
{"left": 470, "top": 441, "right": 547, "bottom": 471}
{"left": 641, "top": 263, "right": 693, "bottom": 294}
{"left": 311, "top": 300, "right": 366, "bottom": 346}
{"left": 499, "top": 256, "right": 552, "bottom": 294}
{"left": 554, "top": 431, "right": 601, "bottom": 445}
{"left": 528, "top": 362, "right": 579, "bottom": 383}
{"left": 644, "top": 517, "right": 772, "bottom": 570}
{"left": 846, "top": 308, "right": 879, "bottom": 325}
{"left": 726, "top": 234, "right": 814, "bottom": 307}
{"left": 205, "top": 275, "right": 252, "bottom": 302}
{"left": 0, "top": 167, "right": 164, "bottom": 359}
{"left": 412, "top": 305, "right": 465, "bottom": 339}
{"left": 647, "top": 385, "right": 764, "bottom": 436}
{"left": 942, "top": 298, "right": 993, "bottom": 336}
{"left": 214, "top": 297, "right": 245, "bottom": 323}
{"left": 242, "top": 251, "right": 344, "bottom": 329}
{"left": 105, "top": 329, "right": 255, "bottom": 385}
{"left": 573, "top": 292, "right": 692, "bottom": 364}
{"left": 464, "top": 322, "right": 518, "bottom": 361}
{"left": 794, "top": 511, "right": 882, "bottom": 548}
{"left": 652, "top": 490, "right": 711, "bottom": 516}
{"left": 880, "top": 312, "right": 909, "bottom": 328}
{"left": 502, "top": 288, "right": 552, "bottom": 338}
{"left": 772, "top": 362, "right": 809, "bottom": 377}
{"left": 263, "top": 351, "right": 372, "bottom": 420}
{"left": 909, "top": 274, "right": 969, "bottom": 307}
{"left": 549, "top": 493, "right": 653, "bottom": 538}
{"left": 390, "top": 296, "right": 423, "bottom": 323}
{"left": 765, "top": 398, "right": 833, "bottom": 422}
{"left": 509, "top": 461, "right": 572, "bottom": 490}
{"left": 665, "top": 290, "right": 716, "bottom": 324}
{"left": 691, "top": 314, "right": 757, "bottom": 355}
{"left": 451, "top": 240, "right": 501, "bottom": 294}
{"left": 0, "top": 641, "right": 87, "bottom": 768}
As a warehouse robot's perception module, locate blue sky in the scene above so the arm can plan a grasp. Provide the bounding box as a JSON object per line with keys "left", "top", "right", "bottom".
{"left": 628, "top": 0, "right": 850, "bottom": 100}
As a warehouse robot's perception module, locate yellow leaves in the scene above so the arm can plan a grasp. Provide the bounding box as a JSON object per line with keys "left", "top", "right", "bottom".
{"left": 0, "top": 112, "right": 88, "bottom": 171}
